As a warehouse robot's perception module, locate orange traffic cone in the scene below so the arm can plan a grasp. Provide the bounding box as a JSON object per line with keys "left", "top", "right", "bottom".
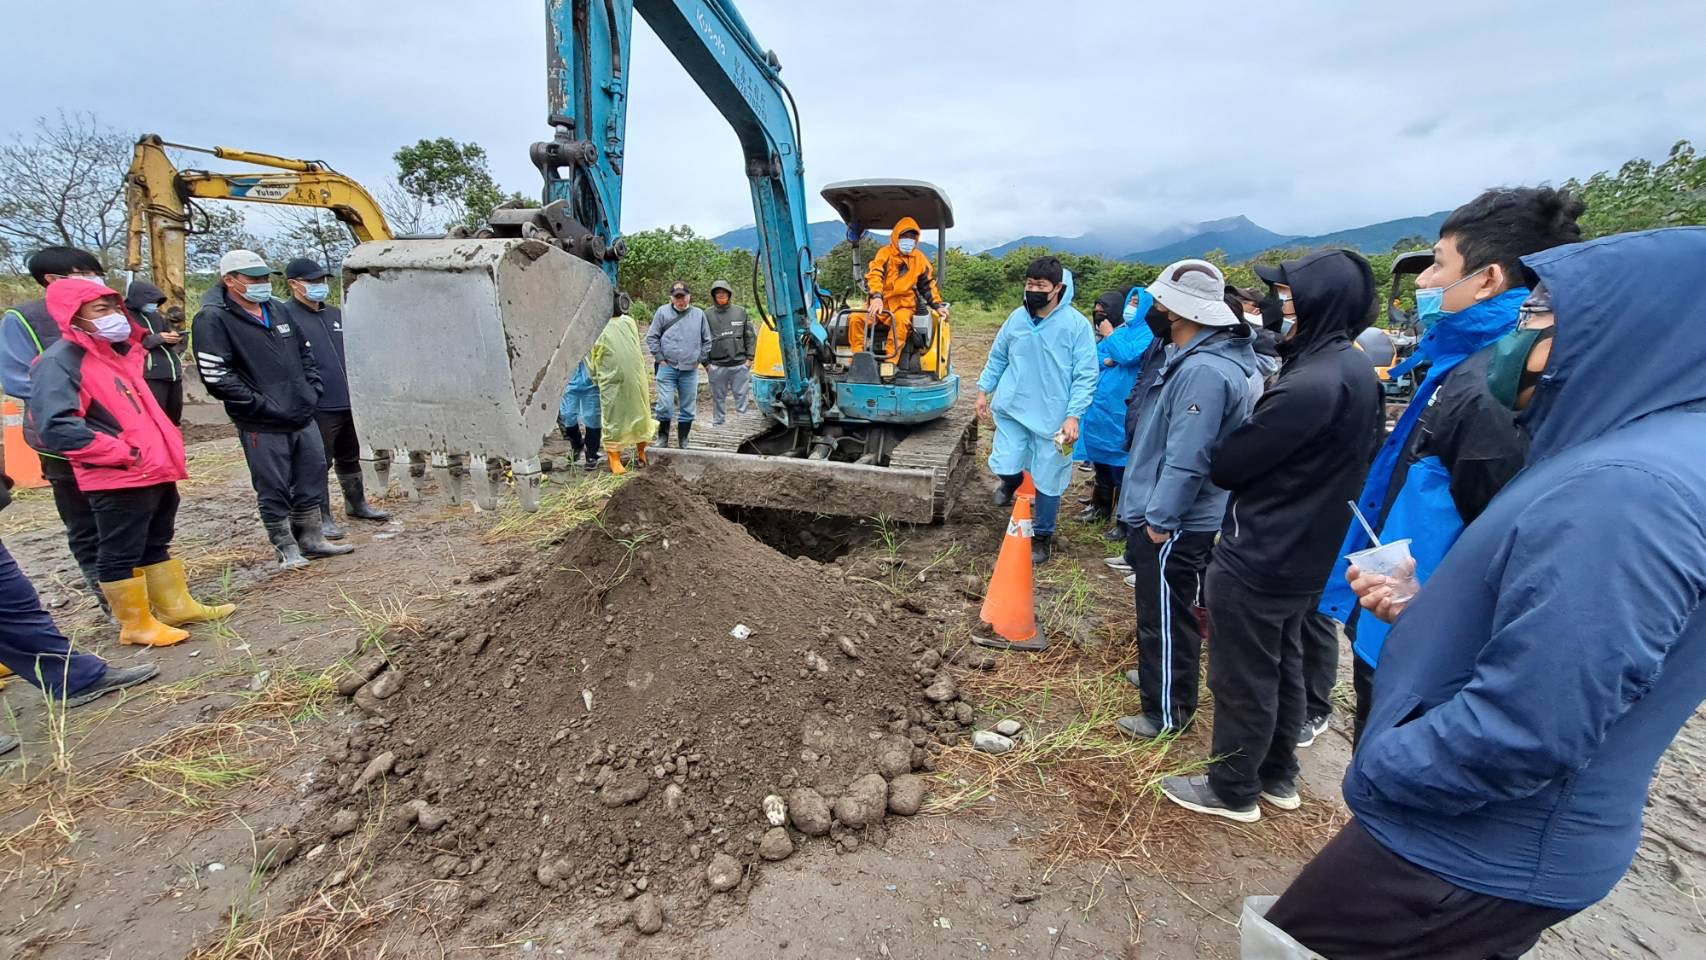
{"left": 3, "top": 399, "right": 47, "bottom": 489}
{"left": 975, "top": 473, "right": 1046, "bottom": 652}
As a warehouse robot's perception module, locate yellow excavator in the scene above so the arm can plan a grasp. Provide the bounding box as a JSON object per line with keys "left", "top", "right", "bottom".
{"left": 124, "top": 134, "right": 391, "bottom": 317}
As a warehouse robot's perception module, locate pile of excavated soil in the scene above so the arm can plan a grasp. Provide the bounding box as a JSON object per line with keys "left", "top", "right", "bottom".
{"left": 302, "top": 471, "right": 981, "bottom": 935}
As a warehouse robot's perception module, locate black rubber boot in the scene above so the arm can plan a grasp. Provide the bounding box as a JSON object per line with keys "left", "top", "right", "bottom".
{"left": 562, "top": 424, "right": 585, "bottom": 459}
{"left": 319, "top": 497, "right": 347, "bottom": 540}
{"left": 676, "top": 421, "right": 692, "bottom": 449}
{"left": 656, "top": 419, "right": 672, "bottom": 448}
{"left": 993, "top": 473, "right": 1024, "bottom": 507}
{"left": 265, "top": 519, "right": 310, "bottom": 570}
{"left": 79, "top": 564, "right": 115, "bottom": 622}
{"left": 339, "top": 471, "right": 390, "bottom": 521}
{"left": 583, "top": 428, "right": 602, "bottom": 470}
{"left": 1031, "top": 533, "right": 1054, "bottom": 565}
{"left": 292, "top": 506, "right": 354, "bottom": 558}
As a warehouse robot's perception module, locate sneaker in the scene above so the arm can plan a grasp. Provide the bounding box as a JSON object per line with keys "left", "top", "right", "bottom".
{"left": 1103, "top": 524, "right": 1128, "bottom": 542}
{"left": 1030, "top": 533, "right": 1054, "bottom": 565}
{"left": 1161, "top": 774, "right": 1260, "bottom": 823}
{"left": 1121, "top": 668, "right": 1144, "bottom": 692}
{"left": 1114, "top": 714, "right": 1164, "bottom": 740}
{"left": 63, "top": 664, "right": 161, "bottom": 709}
{"left": 1104, "top": 555, "right": 1131, "bottom": 571}
{"left": 1123, "top": 573, "right": 1136, "bottom": 588}
{"left": 1260, "top": 779, "right": 1301, "bottom": 811}
{"left": 1297, "top": 715, "right": 1329, "bottom": 748}
{"left": 0, "top": 734, "right": 18, "bottom": 757}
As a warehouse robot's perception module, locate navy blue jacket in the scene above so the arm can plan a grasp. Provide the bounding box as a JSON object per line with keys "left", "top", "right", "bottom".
{"left": 1345, "top": 227, "right": 1706, "bottom": 910}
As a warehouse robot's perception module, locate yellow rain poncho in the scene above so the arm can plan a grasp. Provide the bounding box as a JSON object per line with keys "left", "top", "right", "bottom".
{"left": 587, "top": 314, "right": 653, "bottom": 445}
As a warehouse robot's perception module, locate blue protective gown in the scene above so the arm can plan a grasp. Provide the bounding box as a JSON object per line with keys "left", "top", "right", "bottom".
{"left": 1074, "top": 287, "right": 1154, "bottom": 466}
{"left": 558, "top": 361, "right": 601, "bottom": 429}
{"left": 976, "top": 270, "right": 1100, "bottom": 497}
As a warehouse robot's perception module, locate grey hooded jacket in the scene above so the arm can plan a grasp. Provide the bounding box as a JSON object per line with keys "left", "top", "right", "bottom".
{"left": 1118, "top": 326, "right": 1258, "bottom": 533}
{"left": 646, "top": 304, "right": 711, "bottom": 371}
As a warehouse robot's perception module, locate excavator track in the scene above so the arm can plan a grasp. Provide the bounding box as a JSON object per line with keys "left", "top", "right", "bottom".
{"left": 648, "top": 399, "right": 979, "bottom": 523}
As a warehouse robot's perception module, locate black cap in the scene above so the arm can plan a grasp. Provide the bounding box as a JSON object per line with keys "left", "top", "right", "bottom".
{"left": 285, "top": 257, "right": 331, "bottom": 281}
{"left": 1253, "top": 262, "right": 1288, "bottom": 287}
{"left": 669, "top": 282, "right": 691, "bottom": 296}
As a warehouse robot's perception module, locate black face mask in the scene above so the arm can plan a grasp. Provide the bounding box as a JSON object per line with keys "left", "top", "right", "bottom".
{"left": 1024, "top": 289, "right": 1054, "bottom": 317}
{"left": 1258, "top": 295, "right": 1286, "bottom": 329}
{"left": 1145, "top": 308, "right": 1172, "bottom": 341}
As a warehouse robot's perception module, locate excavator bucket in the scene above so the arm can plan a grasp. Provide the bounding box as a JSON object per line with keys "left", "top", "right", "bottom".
{"left": 341, "top": 238, "right": 613, "bottom": 511}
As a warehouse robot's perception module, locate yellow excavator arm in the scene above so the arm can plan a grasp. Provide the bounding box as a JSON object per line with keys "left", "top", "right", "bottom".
{"left": 125, "top": 134, "right": 392, "bottom": 315}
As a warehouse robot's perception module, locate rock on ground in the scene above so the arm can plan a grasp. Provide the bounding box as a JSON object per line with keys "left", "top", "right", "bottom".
{"left": 972, "top": 731, "right": 1015, "bottom": 755}
{"left": 833, "top": 774, "right": 889, "bottom": 827}
{"left": 706, "top": 853, "right": 743, "bottom": 893}
{"left": 632, "top": 891, "right": 664, "bottom": 934}
{"left": 788, "top": 787, "right": 833, "bottom": 837}
{"left": 887, "top": 775, "right": 926, "bottom": 816}
{"left": 759, "top": 827, "right": 794, "bottom": 861}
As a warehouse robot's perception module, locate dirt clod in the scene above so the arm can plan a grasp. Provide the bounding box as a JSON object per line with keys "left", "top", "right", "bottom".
{"left": 327, "top": 808, "right": 362, "bottom": 837}
{"left": 632, "top": 892, "right": 664, "bottom": 934}
{"left": 924, "top": 675, "right": 957, "bottom": 703}
{"left": 255, "top": 835, "right": 300, "bottom": 872}
{"left": 887, "top": 775, "right": 926, "bottom": 816}
{"left": 352, "top": 750, "right": 395, "bottom": 792}
{"left": 789, "top": 787, "right": 833, "bottom": 836}
{"left": 759, "top": 827, "right": 795, "bottom": 861}
{"left": 833, "top": 774, "right": 889, "bottom": 827}
{"left": 707, "top": 852, "right": 743, "bottom": 892}
{"left": 336, "top": 653, "right": 390, "bottom": 696}
{"left": 874, "top": 735, "right": 914, "bottom": 780}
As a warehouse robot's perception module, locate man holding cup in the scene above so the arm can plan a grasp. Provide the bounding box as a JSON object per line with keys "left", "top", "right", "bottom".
{"left": 1158, "top": 249, "right": 1382, "bottom": 823}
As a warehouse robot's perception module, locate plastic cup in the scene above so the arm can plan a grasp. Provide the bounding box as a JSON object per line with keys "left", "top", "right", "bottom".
{"left": 1346, "top": 538, "right": 1420, "bottom": 604}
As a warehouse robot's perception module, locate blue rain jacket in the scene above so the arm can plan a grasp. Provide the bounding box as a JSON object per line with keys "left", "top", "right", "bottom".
{"left": 1320, "top": 287, "right": 1528, "bottom": 666}
{"left": 976, "top": 269, "right": 1099, "bottom": 438}
{"left": 1074, "top": 287, "right": 1154, "bottom": 466}
{"left": 1345, "top": 228, "right": 1706, "bottom": 910}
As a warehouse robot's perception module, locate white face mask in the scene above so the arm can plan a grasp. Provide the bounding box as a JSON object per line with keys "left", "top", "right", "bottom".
{"left": 88, "top": 312, "right": 132, "bottom": 342}
{"left": 897, "top": 238, "right": 917, "bottom": 255}
{"left": 1244, "top": 311, "right": 1265, "bottom": 327}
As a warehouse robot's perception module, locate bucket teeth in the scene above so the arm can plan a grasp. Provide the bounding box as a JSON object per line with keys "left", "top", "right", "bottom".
{"left": 359, "top": 444, "right": 391, "bottom": 497}
{"left": 513, "top": 457, "right": 543, "bottom": 513}
{"left": 469, "top": 455, "right": 498, "bottom": 512}
{"left": 430, "top": 452, "right": 462, "bottom": 506}
{"left": 393, "top": 448, "right": 420, "bottom": 502}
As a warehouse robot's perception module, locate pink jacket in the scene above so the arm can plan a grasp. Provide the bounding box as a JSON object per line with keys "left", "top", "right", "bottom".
{"left": 26, "top": 278, "right": 187, "bottom": 491}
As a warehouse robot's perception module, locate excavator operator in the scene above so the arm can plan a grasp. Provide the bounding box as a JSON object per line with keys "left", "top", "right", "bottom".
{"left": 856, "top": 216, "right": 947, "bottom": 362}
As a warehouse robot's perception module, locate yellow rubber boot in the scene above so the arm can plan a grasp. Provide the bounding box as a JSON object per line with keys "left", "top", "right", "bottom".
{"left": 635, "top": 442, "right": 649, "bottom": 467}
{"left": 605, "top": 447, "right": 626, "bottom": 475}
{"left": 101, "top": 576, "right": 190, "bottom": 647}
{"left": 0, "top": 662, "right": 11, "bottom": 691}
{"left": 137, "top": 558, "right": 235, "bottom": 626}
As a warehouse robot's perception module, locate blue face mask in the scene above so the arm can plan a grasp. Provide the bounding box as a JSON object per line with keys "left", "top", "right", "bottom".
{"left": 897, "top": 238, "right": 916, "bottom": 255}
{"left": 141, "top": 303, "right": 159, "bottom": 314}
{"left": 1414, "top": 267, "right": 1488, "bottom": 328}
{"left": 1122, "top": 296, "right": 1141, "bottom": 325}
{"left": 243, "top": 282, "right": 273, "bottom": 303}
{"left": 304, "top": 282, "right": 330, "bottom": 302}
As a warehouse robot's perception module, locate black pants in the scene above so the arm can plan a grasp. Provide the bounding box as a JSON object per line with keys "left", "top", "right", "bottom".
{"left": 239, "top": 426, "right": 328, "bottom": 523}
{"left": 1267, "top": 819, "right": 1576, "bottom": 960}
{"left": 1090, "top": 463, "right": 1123, "bottom": 512}
{"left": 41, "top": 454, "right": 99, "bottom": 573}
{"left": 1301, "top": 606, "right": 1338, "bottom": 721}
{"left": 147, "top": 378, "right": 183, "bottom": 425}
{"left": 1126, "top": 528, "right": 1215, "bottom": 731}
{"left": 86, "top": 483, "right": 178, "bottom": 583}
{"left": 1204, "top": 564, "right": 1311, "bottom": 805}
{"left": 314, "top": 409, "right": 361, "bottom": 476}
{"left": 1353, "top": 649, "right": 1376, "bottom": 746}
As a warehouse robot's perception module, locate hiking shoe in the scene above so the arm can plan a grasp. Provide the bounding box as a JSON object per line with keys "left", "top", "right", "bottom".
{"left": 1161, "top": 775, "right": 1260, "bottom": 823}
{"left": 64, "top": 664, "right": 161, "bottom": 709}
{"left": 1298, "top": 715, "right": 1330, "bottom": 748}
{"left": 1122, "top": 668, "right": 1145, "bottom": 693}
{"left": 0, "top": 734, "right": 18, "bottom": 757}
{"left": 1261, "top": 779, "right": 1301, "bottom": 811}
{"left": 1103, "top": 523, "right": 1128, "bottom": 542}
{"left": 1123, "top": 573, "right": 1136, "bottom": 588}
{"left": 1114, "top": 714, "right": 1164, "bottom": 740}
{"left": 1031, "top": 533, "right": 1054, "bottom": 565}
{"left": 1104, "top": 555, "right": 1131, "bottom": 571}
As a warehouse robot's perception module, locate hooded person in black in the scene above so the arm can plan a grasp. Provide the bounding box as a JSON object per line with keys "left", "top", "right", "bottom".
{"left": 123, "top": 280, "right": 186, "bottom": 424}
{"left": 1158, "top": 249, "right": 1382, "bottom": 823}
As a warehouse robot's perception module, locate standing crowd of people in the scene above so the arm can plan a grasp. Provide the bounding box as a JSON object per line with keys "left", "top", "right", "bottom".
{"left": 975, "top": 189, "right": 1706, "bottom": 959}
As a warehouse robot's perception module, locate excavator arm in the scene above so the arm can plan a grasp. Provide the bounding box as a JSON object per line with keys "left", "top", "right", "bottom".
{"left": 537, "top": 0, "right": 824, "bottom": 426}
{"left": 126, "top": 134, "right": 391, "bottom": 315}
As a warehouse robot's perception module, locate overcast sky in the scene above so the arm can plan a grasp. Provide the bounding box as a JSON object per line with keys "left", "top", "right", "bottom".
{"left": 7, "top": 0, "right": 1703, "bottom": 248}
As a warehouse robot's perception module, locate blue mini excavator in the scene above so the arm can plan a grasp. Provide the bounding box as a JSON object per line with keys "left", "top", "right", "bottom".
{"left": 341, "top": 1, "right": 976, "bottom": 521}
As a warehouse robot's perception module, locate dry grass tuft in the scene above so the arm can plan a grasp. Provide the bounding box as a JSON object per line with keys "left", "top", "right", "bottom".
{"left": 482, "top": 470, "right": 625, "bottom": 547}
{"left": 189, "top": 880, "right": 450, "bottom": 960}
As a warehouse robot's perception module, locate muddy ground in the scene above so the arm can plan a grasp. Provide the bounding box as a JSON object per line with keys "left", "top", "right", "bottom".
{"left": 3, "top": 336, "right": 1703, "bottom": 958}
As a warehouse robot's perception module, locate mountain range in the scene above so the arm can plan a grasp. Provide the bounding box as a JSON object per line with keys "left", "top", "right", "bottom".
{"left": 711, "top": 211, "right": 1450, "bottom": 263}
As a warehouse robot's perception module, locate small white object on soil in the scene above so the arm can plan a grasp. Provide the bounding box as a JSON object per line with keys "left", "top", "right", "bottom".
{"left": 972, "top": 731, "right": 1015, "bottom": 755}
{"left": 729, "top": 624, "right": 753, "bottom": 640}
{"left": 206, "top": 862, "right": 225, "bottom": 872}
{"left": 581, "top": 689, "right": 594, "bottom": 712}
{"left": 994, "top": 718, "right": 1023, "bottom": 737}
{"left": 763, "top": 794, "right": 788, "bottom": 826}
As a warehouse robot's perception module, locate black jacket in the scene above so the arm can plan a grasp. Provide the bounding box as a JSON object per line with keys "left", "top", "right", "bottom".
{"left": 1122, "top": 337, "right": 1170, "bottom": 443}
{"left": 1401, "top": 346, "right": 1528, "bottom": 523}
{"left": 275, "top": 296, "right": 350, "bottom": 411}
{"left": 704, "top": 302, "right": 756, "bottom": 366}
{"left": 191, "top": 286, "right": 322, "bottom": 433}
{"left": 1209, "top": 250, "right": 1383, "bottom": 594}
{"left": 124, "top": 280, "right": 184, "bottom": 383}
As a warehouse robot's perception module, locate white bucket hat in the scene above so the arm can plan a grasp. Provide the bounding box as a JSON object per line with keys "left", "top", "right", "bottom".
{"left": 1148, "top": 258, "right": 1239, "bottom": 327}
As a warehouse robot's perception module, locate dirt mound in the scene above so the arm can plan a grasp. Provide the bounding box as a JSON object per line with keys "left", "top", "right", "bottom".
{"left": 304, "top": 471, "right": 975, "bottom": 934}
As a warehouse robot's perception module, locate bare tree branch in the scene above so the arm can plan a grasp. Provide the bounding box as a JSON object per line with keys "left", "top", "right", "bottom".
{"left": 0, "top": 111, "right": 133, "bottom": 263}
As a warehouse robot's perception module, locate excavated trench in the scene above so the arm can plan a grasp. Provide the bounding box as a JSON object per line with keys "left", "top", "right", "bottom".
{"left": 717, "top": 505, "right": 878, "bottom": 562}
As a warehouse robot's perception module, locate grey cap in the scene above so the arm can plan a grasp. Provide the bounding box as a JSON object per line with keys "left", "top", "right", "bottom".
{"left": 710, "top": 280, "right": 733, "bottom": 296}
